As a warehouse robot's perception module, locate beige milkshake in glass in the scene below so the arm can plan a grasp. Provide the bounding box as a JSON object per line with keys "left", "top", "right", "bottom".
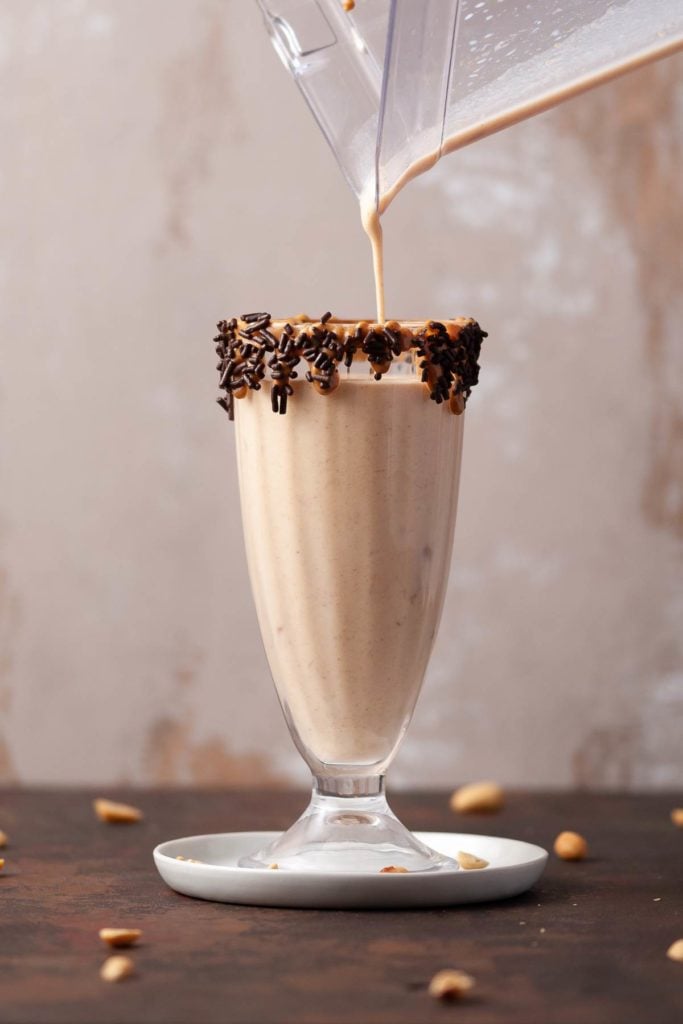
{"left": 215, "top": 313, "right": 485, "bottom": 872}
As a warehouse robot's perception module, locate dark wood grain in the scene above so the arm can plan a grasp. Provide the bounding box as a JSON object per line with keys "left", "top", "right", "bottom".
{"left": 0, "top": 789, "right": 681, "bottom": 1024}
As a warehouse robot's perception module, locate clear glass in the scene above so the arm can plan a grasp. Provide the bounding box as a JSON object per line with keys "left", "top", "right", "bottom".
{"left": 234, "top": 336, "right": 464, "bottom": 872}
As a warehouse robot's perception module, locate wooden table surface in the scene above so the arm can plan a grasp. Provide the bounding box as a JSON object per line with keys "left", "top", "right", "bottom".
{"left": 0, "top": 789, "right": 681, "bottom": 1024}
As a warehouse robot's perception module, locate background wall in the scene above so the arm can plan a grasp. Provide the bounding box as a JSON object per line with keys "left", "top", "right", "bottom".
{"left": 0, "top": 1, "right": 681, "bottom": 790}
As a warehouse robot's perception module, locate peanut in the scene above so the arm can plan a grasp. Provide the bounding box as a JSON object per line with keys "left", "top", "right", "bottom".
{"left": 670, "top": 808, "right": 683, "bottom": 828}
{"left": 450, "top": 780, "right": 504, "bottom": 814}
{"left": 100, "top": 955, "right": 135, "bottom": 982}
{"left": 380, "top": 865, "right": 409, "bottom": 873}
{"left": 342, "top": 0, "right": 355, "bottom": 11}
{"left": 94, "top": 798, "right": 143, "bottom": 824}
{"left": 554, "top": 831, "right": 588, "bottom": 861}
{"left": 99, "top": 928, "right": 142, "bottom": 948}
{"left": 456, "top": 850, "right": 489, "bottom": 870}
{"left": 0, "top": 858, "right": 4, "bottom": 871}
{"left": 268, "top": 863, "right": 279, "bottom": 870}
{"left": 449, "top": 392, "right": 465, "bottom": 416}
{"left": 428, "top": 969, "right": 474, "bottom": 1000}
{"left": 666, "top": 939, "right": 683, "bottom": 963}
{"left": 0, "top": 830, "right": 7, "bottom": 848}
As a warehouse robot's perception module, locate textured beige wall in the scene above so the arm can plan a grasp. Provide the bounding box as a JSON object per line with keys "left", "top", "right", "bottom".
{"left": 0, "top": 1, "right": 681, "bottom": 789}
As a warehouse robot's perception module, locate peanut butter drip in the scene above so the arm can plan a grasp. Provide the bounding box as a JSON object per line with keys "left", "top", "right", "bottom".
{"left": 213, "top": 312, "right": 486, "bottom": 418}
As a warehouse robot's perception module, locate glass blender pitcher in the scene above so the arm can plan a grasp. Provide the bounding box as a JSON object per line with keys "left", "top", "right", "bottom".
{"left": 257, "top": 0, "right": 683, "bottom": 216}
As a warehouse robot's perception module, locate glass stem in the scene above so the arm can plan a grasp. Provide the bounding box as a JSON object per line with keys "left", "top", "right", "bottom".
{"left": 313, "top": 774, "right": 385, "bottom": 799}
{"left": 309, "top": 775, "right": 390, "bottom": 826}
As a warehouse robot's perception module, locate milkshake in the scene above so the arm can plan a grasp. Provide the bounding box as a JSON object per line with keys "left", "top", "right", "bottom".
{"left": 214, "top": 314, "right": 485, "bottom": 871}
{"left": 236, "top": 375, "right": 463, "bottom": 771}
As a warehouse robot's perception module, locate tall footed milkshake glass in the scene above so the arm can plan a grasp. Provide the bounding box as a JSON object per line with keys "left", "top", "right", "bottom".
{"left": 216, "top": 313, "right": 485, "bottom": 873}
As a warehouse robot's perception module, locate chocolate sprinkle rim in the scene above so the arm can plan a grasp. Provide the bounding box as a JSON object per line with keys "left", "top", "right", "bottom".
{"left": 213, "top": 313, "right": 487, "bottom": 418}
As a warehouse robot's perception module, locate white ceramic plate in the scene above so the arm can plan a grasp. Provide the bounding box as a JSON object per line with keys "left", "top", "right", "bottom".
{"left": 153, "top": 831, "right": 548, "bottom": 909}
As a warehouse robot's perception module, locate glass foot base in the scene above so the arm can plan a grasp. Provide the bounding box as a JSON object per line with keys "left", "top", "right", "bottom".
{"left": 239, "top": 785, "right": 457, "bottom": 873}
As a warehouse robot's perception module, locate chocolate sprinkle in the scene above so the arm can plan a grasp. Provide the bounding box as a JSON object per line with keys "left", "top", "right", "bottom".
{"left": 212, "top": 313, "right": 486, "bottom": 417}
{"left": 241, "top": 312, "right": 269, "bottom": 323}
